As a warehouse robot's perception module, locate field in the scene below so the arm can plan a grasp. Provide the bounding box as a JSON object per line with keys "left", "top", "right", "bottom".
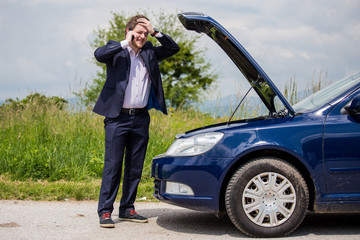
{"left": 0, "top": 75, "right": 324, "bottom": 201}
{"left": 0, "top": 95, "right": 227, "bottom": 201}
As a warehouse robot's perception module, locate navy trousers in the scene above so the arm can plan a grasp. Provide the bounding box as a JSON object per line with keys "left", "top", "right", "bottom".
{"left": 97, "top": 111, "right": 150, "bottom": 216}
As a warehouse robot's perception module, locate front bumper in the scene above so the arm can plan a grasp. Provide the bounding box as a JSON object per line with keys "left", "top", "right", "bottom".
{"left": 151, "top": 154, "right": 232, "bottom": 212}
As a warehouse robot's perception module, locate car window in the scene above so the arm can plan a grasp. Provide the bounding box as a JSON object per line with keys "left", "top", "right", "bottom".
{"left": 292, "top": 72, "right": 360, "bottom": 113}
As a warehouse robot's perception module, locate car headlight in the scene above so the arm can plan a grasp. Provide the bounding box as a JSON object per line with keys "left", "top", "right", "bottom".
{"left": 165, "top": 132, "right": 224, "bottom": 157}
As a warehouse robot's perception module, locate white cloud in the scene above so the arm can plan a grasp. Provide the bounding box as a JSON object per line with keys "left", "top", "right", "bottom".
{"left": 344, "top": 23, "right": 360, "bottom": 41}
{"left": 1, "top": 0, "right": 360, "bottom": 101}
{"left": 15, "top": 57, "right": 56, "bottom": 83}
{"left": 280, "top": 49, "right": 294, "bottom": 59}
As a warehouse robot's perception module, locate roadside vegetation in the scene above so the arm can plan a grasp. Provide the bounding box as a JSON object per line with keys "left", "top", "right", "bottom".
{"left": 0, "top": 71, "right": 327, "bottom": 201}
{"left": 0, "top": 93, "right": 227, "bottom": 200}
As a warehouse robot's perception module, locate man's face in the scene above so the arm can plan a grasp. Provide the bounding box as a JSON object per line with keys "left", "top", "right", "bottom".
{"left": 131, "top": 24, "right": 148, "bottom": 50}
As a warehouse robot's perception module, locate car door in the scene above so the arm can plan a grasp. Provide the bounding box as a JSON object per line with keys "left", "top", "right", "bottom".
{"left": 323, "top": 90, "right": 360, "bottom": 201}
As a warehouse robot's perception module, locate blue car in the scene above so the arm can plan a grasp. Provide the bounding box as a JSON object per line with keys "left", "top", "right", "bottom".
{"left": 151, "top": 12, "right": 360, "bottom": 237}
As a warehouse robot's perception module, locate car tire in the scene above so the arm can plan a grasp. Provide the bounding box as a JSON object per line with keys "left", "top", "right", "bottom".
{"left": 225, "top": 157, "right": 309, "bottom": 238}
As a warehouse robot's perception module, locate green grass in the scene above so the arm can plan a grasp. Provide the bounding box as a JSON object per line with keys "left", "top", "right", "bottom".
{"left": 0, "top": 175, "right": 100, "bottom": 201}
{"left": 0, "top": 100, "right": 104, "bottom": 181}
{"left": 0, "top": 175, "right": 155, "bottom": 201}
{"left": 0, "top": 72, "right": 326, "bottom": 201}
{"left": 0, "top": 95, "right": 226, "bottom": 200}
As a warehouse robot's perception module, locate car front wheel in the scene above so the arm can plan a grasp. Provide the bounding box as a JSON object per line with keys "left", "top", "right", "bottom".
{"left": 225, "top": 157, "right": 309, "bottom": 238}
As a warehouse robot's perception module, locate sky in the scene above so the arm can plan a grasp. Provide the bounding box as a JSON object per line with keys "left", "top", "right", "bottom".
{"left": 1, "top": 0, "right": 360, "bottom": 102}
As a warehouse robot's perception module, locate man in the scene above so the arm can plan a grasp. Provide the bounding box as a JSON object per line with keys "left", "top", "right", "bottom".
{"left": 93, "top": 15, "right": 180, "bottom": 228}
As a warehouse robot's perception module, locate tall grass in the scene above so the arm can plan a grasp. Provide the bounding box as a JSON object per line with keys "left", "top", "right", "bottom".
{"left": 284, "top": 70, "right": 328, "bottom": 104}
{"left": 0, "top": 94, "right": 225, "bottom": 183}
{"left": 0, "top": 96, "right": 104, "bottom": 181}
{"left": 0, "top": 73, "right": 327, "bottom": 200}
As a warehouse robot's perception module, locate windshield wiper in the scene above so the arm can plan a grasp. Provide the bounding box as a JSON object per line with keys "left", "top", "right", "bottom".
{"left": 227, "top": 76, "right": 261, "bottom": 125}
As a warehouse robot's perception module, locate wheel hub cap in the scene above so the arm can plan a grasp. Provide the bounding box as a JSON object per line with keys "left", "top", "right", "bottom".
{"left": 262, "top": 192, "right": 276, "bottom": 208}
{"left": 242, "top": 172, "right": 296, "bottom": 227}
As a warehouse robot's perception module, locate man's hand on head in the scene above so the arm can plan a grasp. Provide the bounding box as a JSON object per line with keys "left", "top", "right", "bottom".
{"left": 136, "top": 18, "right": 155, "bottom": 36}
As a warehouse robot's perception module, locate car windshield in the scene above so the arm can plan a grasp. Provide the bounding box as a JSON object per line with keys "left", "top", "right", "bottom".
{"left": 292, "top": 72, "right": 360, "bottom": 113}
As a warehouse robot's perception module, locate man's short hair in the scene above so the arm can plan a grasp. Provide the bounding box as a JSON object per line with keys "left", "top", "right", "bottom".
{"left": 126, "top": 15, "right": 149, "bottom": 31}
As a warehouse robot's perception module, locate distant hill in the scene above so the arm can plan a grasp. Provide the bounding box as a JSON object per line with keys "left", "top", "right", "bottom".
{"left": 2, "top": 93, "right": 294, "bottom": 118}
{"left": 1, "top": 95, "right": 267, "bottom": 118}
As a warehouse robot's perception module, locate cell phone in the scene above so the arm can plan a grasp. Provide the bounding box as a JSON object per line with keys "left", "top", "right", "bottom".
{"left": 128, "top": 28, "right": 134, "bottom": 41}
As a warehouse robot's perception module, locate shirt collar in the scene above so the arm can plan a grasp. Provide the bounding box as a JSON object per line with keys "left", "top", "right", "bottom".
{"left": 127, "top": 46, "right": 141, "bottom": 57}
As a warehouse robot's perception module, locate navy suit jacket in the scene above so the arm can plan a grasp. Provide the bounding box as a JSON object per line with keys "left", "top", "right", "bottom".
{"left": 93, "top": 34, "right": 180, "bottom": 118}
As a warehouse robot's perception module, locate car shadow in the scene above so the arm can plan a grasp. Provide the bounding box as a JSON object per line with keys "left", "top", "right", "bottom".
{"left": 140, "top": 207, "right": 360, "bottom": 238}
{"left": 145, "top": 207, "right": 244, "bottom": 238}
{"left": 293, "top": 212, "right": 360, "bottom": 237}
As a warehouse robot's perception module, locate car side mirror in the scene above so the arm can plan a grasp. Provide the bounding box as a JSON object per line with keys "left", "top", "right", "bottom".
{"left": 343, "top": 94, "right": 360, "bottom": 115}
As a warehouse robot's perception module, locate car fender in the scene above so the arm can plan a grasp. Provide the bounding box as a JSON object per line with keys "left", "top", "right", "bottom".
{"left": 216, "top": 143, "right": 317, "bottom": 212}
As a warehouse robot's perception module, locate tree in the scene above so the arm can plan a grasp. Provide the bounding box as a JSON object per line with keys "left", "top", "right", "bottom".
{"left": 0, "top": 93, "right": 68, "bottom": 112}
{"left": 82, "top": 10, "right": 217, "bottom": 109}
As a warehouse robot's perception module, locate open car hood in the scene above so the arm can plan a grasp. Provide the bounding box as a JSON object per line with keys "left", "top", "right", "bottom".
{"left": 178, "top": 12, "right": 295, "bottom": 116}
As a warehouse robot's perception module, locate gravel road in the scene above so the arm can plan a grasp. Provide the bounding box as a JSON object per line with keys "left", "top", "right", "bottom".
{"left": 1, "top": 200, "right": 360, "bottom": 240}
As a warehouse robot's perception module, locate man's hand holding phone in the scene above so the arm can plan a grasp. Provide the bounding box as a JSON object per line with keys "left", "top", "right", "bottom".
{"left": 125, "top": 30, "right": 135, "bottom": 44}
